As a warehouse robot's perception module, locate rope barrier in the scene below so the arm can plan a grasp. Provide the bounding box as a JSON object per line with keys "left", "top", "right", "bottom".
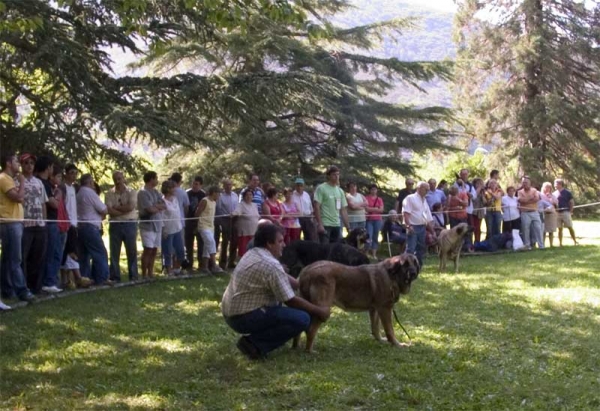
{"left": 0, "top": 201, "right": 598, "bottom": 224}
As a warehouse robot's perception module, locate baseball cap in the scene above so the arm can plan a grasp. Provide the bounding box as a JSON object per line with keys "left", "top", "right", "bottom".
{"left": 19, "top": 153, "right": 36, "bottom": 163}
{"left": 295, "top": 177, "right": 305, "bottom": 185}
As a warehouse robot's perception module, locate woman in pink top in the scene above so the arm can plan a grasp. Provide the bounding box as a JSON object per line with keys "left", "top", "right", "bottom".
{"left": 281, "top": 188, "right": 301, "bottom": 245}
{"left": 365, "top": 184, "right": 384, "bottom": 259}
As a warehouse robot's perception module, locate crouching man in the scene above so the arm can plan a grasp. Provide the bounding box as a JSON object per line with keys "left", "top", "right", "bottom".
{"left": 221, "top": 224, "right": 330, "bottom": 360}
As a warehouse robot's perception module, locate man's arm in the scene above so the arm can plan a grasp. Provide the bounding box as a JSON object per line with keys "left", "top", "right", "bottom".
{"left": 4, "top": 175, "right": 25, "bottom": 203}
{"left": 313, "top": 200, "right": 324, "bottom": 233}
{"left": 340, "top": 207, "right": 350, "bottom": 232}
{"left": 105, "top": 193, "right": 122, "bottom": 217}
{"left": 285, "top": 296, "right": 330, "bottom": 322}
{"left": 569, "top": 198, "right": 575, "bottom": 213}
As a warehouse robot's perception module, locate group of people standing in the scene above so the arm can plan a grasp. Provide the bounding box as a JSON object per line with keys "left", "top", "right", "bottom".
{"left": 391, "top": 169, "right": 579, "bottom": 265}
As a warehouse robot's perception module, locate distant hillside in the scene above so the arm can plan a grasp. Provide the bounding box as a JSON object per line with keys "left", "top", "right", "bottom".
{"left": 336, "top": 0, "right": 456, "bottom": 107}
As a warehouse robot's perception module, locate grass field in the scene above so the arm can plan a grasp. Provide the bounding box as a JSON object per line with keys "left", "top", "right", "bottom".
{"left": 1, "top": 221, "right": 599, "bottom": 410}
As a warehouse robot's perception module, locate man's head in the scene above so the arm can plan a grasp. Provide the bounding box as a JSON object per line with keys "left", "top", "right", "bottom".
{"left": 143, "top": 171, "right": 158, "bottom": 188}
{"left": 248, "top": 174, "right": 260, "bottom": 189}
{"left": 254, "top": 224, "right": 285, "bottom": 258}
{"left": 554, "top": 179, "right": 564, "bottom": 191}
{"left": 428, "top": 178, "right": 436, "bottom": 191}
{"left": 326, "top": 166, "right": 340, "bottom": 185}
{"left": 19, "top": 153, "right": 35, "bottom": 176}
{"left": 170, "top": 172, "right": 183, "bottom": 186}
{"left": 222, "top": 178, "right": 233, "bottom": 193}
{"left": 294, "top": 177, "right": 305, "bottom": 193}
{"left": 490, "top": 169, "right": 500, "bottom": 180}
{"left": 80, "top": 173, "right": 94, "bottom": 188}
{"left": 405, "top": 178, "right": 415, "bottom": 190}
{"left": 459, "top": 168, "right": 469, "bottom": 181}
{"left": 388, "top": 209, "right": 398, "bottom": 222}
{"left": 34, "top": 155, "right": 53, "bottom": 176}
{"left": 112, "top": 170, "right": 125, "bottom": 188}
{"left": 2, "top": 153, "right": 20, "bottom": 175}
{"left": 521, "top": 176, "right": 532, "bottom": 190}
{"left": 192, "top": 176, "right": 203, "bottom": 192}
{"left": 416, "top": 181, "right": 429, "bottom": 197}
{"left": 64, "top": 163, "right": 79, "bottom": 184}
{"left": 507, "top": 186, "right": 516, "bottom": 197}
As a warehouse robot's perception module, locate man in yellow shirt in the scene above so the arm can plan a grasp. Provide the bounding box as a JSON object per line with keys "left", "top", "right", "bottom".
{"left": 0, "top": 153, "right": 35, "bottom": 304}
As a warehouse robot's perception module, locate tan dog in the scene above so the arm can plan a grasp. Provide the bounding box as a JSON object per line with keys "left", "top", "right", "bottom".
{"left": 293, "top": 254, "right": 420, "bottom": 353}
{"left": 437, "top": 222, "right": 473, "bottom": 273}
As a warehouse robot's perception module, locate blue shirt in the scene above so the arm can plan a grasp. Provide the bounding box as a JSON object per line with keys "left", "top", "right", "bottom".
{"left": 425, "top": 189, "right": 446, "bottom": 210}
{"left": 555, "top": 189, "right": 573, "bottom": 211}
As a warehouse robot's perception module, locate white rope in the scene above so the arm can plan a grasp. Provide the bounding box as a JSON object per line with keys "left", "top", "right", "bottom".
{"left": 0, "top": 201, "right": 598, "bottom": 224}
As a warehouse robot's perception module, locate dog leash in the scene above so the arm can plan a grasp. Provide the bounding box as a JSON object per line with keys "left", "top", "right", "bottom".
{"left": 393, "top": 308, "right": 412, "bottom": 343}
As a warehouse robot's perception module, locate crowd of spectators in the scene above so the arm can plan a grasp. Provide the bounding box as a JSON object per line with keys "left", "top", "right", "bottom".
{"left": 0, "top": 153, "right": 579, "bottom": 311}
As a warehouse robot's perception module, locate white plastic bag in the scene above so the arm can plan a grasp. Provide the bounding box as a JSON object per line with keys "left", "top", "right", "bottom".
{"left": 512, "top": 229, "right": 524, "bottom": 250}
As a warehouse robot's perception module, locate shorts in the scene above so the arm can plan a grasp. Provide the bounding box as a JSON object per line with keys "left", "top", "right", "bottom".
{"left": 199, "top": 228, "right": 217, "bottom": 258}
{"left": 61, "top": 254, "right": 80, "bottom": 270}
{"left": 140, "top": 229, "right": 161, "bottom": 249}
{"left": 556, "top": 211, "right": 573, "bottom": 228}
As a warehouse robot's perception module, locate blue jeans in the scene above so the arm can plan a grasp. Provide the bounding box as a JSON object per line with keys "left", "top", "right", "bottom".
{"left": 78, "top": 223, "right": 109, "bottom": 284}
{"left": 161, "top": 231, "right": 185, "bottom": 268}
{"left": 109, "top": 221, "right": 139, "bottom": 281}
{"left": 366, "top": 219, "right": 383, "bottom": 251}
{"left": 0, "top": 222, "right": 30, "bottom": 299}
{"left": 406, "top": 224, "right": 426, "bottom": 267}
{"left": 225, "top": 305, "right": 310, "bottom": 356}
{"left": 319, "top": 226, "right": 342, "bottom": 244}
{"left": 349, "top": 221, "right": 366, "bottom": 230}
{"left": 42, "top": 222, "right": 62, "bottom": 287}
{"left": 485, "top": 211, "right": 502, "bottom": 240}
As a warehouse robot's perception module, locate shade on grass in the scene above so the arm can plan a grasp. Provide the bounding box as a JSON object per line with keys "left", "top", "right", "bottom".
{"left": 1, "top": 223, "right": 599, "bottom": 410}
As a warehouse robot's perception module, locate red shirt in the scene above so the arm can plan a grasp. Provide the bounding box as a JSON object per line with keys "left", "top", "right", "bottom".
{"left": 447, "top": 192, "right": 468, "bottom": 220}
{"left": 366, "top": 196, "right": 384, "bottom": 221}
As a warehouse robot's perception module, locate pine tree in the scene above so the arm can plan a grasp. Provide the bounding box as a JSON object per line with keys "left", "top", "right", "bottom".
{"left": 153, "top": 0, "right": 452, "bottom": 187}
{"left": 0, "top": 0, "right": 333, "bottom": 173}
{"left": 454, "top": 0, "right": 600, "bottom": 196}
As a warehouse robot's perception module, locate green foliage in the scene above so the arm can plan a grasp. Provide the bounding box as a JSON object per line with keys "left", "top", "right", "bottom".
{"left": 153, "top": 0, "right": 453, "bottom": 188}
{"left": 1, "top": 222, "right": 599, "bottom": 409}
{"left": 0, "top": 0, "right": 322, "bottom": 173}
{"left": 453, "top": 0, "right": 600, "bottom": 195}
{"left": 413, "top": 149, "right": 489, "bottom": 184}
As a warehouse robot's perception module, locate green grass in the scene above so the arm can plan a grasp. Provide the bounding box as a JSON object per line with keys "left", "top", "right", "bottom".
{"left": 1, "top": 222, "right": 600, "bottom": 410}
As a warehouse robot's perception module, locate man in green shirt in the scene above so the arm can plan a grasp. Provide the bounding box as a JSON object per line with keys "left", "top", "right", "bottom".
{"left": 314, "top": 166, "right": 350, "bottom": 244}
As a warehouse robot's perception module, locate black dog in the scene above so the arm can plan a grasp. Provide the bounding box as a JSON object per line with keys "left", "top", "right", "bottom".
{"left": 343, "top": 227, "right": 370, "bottom": 251}
{"left": 281, "top": 235, "right": 371, "bottom": 278}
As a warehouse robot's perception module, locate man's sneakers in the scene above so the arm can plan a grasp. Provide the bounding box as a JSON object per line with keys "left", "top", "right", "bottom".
{"left": 41, "top": 285, "right": 63, "bottom": 294}
{"left": 0, "top": 300, "right": 11, "bottom": 311}
{"left": 236, "top": 336, "right": 263, "bottom": 360}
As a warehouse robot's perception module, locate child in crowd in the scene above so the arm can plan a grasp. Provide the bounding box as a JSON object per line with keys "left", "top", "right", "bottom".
{"left": 196, "top": 186, "right": 224, "bottom": 275}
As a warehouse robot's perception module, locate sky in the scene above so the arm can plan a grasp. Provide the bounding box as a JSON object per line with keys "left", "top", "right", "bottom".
{"left": 399, "top": 0, "right": 458, "bottom": 12}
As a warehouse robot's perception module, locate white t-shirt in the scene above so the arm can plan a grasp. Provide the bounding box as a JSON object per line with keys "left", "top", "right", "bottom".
{"left": 162, "top": 196, "right": 183, "bottom": 235}
{"left": 501, "top": 195, "right": 520, "bottom": 222}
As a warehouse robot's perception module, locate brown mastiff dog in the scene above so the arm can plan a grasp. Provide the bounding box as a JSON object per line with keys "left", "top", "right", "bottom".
{"left": 437, "top": 222, "right": 473, "bottom": 273}
{"left": 293, "top": 254, "right": 420, "bottom": 353}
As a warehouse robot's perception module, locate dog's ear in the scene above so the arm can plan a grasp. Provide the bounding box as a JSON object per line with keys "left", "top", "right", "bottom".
{"left": 383, "top": 255, "right": 402, "bottom": 271}
{"left": 401, "top": 253, "right": 420, "bottom": 275}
